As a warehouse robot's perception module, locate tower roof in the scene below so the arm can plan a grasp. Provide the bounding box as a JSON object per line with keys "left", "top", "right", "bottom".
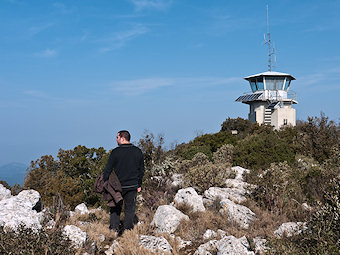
{"left": 244, "top": 71, "right": 295, "bottom": 80}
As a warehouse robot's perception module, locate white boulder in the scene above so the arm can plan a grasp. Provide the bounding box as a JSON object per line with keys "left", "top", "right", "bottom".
{"left": 231, "top": 166, "right": 250, "bottom": 181}
{"left": 219, "top": 199, "right": 256, "bottom": 229}
{"left": 170, "top": 173, "right": 184, "bottom": 188}
{"left": 194, "top": 239, "right": 218, "bottom": 255}
{"left": 274, "top": 222, "right": 307, "bottom": 238}
{"left": 63, "top": 225, "right": 87, "bottom": 249}
{"left": 139, "top": 235, "right": 172, "bottom": 254}
{"left": 0, "top": 184, "right": 11, "bottom": 201}
{"left": 204, "top": 187, "right": 247, "bottom": 205}
{"left": 75, "top": 203, "right": 90, "bottom": 215}
{"left": 217, "top": 236, "right": 254, "bottom": 255}
{"left": 253, "top": 237, "right": 268, "bottom": 254}
{"left": 0, "top": 189, "right": 43, "bottom": 231}
{"left": 151, "top": 205, "right": 189, "bottom": 233}
{"left": 174, "top": 187, "right": 205, "bottom": 212}
{"left": 194, "top": 236, "right": 255, "bottom": 255}
{"left": 203, "top": 229, "right": 218, "bottom": 240}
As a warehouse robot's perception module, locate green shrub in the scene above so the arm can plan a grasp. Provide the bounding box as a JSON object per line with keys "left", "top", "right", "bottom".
{"left": 233, "top": 129, "right": 295, "bottom": 170}
{"left": 184, "top": 162, "right": 234, "bottom": 193}
{"left": 183, "top": 152, "right": 234, "bottom": 193}
{"left": 175, "top": 132, "right": 237, "bottom": 160}
{"left": 180, "top": 145, "right": 213, "bottom": 160}
{"left": 268, "top": 176, "right": 340, "bottom": 254}
{"left": 220, "top": 117, "right": 255, "bottom": 138}
{"left": 212, "top": 144, "right": 234, "bottom": 164}
{"left": 24, "top": 146, "right": 109, "bottom": 209}
{"left": 296, "top": 113, "right": 339, "bottom": 163}
{"left": 0, "top": 225, "right": 75, "bottom": 255}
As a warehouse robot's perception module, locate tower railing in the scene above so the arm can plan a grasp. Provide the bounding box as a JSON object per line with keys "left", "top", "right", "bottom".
{"left": 241, "top": 89, "right": 297, "bottom": 101}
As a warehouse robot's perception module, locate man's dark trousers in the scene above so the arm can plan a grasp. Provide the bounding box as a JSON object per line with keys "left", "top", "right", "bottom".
{"left": 109, "top": 189, "right": 137, "bottom": 232}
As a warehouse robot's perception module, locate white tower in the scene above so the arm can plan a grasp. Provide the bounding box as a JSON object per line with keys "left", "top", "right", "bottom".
{"left": 235, "top": 5, "right": 298, "bottom": 129}
{"left": 236, "top": 72, "right": 297, "bottom": 129}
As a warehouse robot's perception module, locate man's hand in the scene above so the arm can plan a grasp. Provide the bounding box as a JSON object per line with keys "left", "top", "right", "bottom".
{"left": 137, "top": 187, "right": 141, "bottom": 193}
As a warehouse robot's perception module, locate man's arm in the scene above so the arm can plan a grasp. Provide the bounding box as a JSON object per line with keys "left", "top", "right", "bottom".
{"left": 103, "top": 151, "right": 114, "bottom": 182}
{"left": 137, "top": 150, "right": 145, "bottom": 192}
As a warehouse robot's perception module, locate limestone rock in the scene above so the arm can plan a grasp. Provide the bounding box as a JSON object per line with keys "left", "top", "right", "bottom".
{"left": 302, "top": 203, "right": 312, "bottom": 211}
{"left": 174, "top": 187, "right": 205, "bottom": 212}
{"left": 274, "top": 222, "right": 307, "bottom": 238}
{"left": 63, "top": 225, "right": 87, "bottom": 249}
{"left": 0, "top": 184, "right": 11, "bottom": 201}
{"left": 170, "top": 173, "right": 184, "bottom": 188}
{"left": 194, "top": 239, "right": 218, "bottom": 255}
{"left": 151, "top": 205, "right": 189, "bottom": 233}
{"left": 231, "top": 166, "right": 250, "bottom": 181}
{"left": 204, "top": 187, "right": 247, "bottom": 205}
{"left": 169, "top": 234, "right": 192, "bottom": 249}
{"left": 253, "top": 237, "right": 268, "bottom": 254}
{"left": 0, "top": 189, "right": 43, "bottom": 231}
{"left": 217, "top": 236, "right": 254, "bottom": 255}
{"left": 75, "top": 203, "right": 90, "bottom": 215}
{"left": 139, "top": 235, "right": 172, "bottom": 254}
{"left": 219, "top": 199, "right": 256, "bottom": 229}
{"left": 104, "top": 240, "right": 119, "bottom": 255}
{"left": 203, "top": 229, "right": 218, "bottom": 240}
{"left": 195, "top": 236, "right": 254, "bottom": 255}
{"left": 217, "top": 229, "right": 227, "bottom": 238}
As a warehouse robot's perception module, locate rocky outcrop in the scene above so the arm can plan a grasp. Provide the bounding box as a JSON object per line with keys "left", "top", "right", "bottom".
{"left": 231, "top": 166, "right": 250, "bottom": 181}
{"left": 0, "top": 189, "right": 44, "bottom": 231}
{"left": 253, "top": 237, "right": 268, "bottom": 254}
{"left": 204, "top": 186, "right": 247, "bottom": 204}
{"left": 75, "top": 203, "right": 90, "bottom": 215}
{"left": 203, "top": 229, "right": 226, "bottom": 240}
{"left": 0, "top": 184, "right": 11, "bottom": 201}
{"left": 139, "top": 235, "right": 172, "bottom": 254}
{"left": 174, "top": 187, "right": 205, "bottom": 212}
{"left": 151, "top": 205, "right": 189, "bottom": 233}
{"left": 170, "top": 173, "right": 184, "bottom": 188}
{"left": 219, "top": 199, "right": 256, "bottom": 229}
{"left": 194, "top": 235, "right": 255, "bottom": 255}
{"left": 274, "top": 222, "right": 307, "bottom": 238}
{"left": 63, "top": 225, "right": 87, "bottom": 249}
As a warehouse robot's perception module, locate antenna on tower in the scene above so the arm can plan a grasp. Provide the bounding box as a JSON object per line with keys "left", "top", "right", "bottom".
{"left": 264, "top": 5, "right": 275, "bottom": 71}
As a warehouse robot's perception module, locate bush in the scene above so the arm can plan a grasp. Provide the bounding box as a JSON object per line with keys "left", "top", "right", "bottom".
{"left": 183, "top": 151, "right": 234, "bottom": 193}
{"left": 24, "top": 146, "right": 109, "bottom": 209}
{"left": 233, "top": 129, "right": 295, "bottom": 170}
{"left": 212, "top": 144, "right": 234, "bottom": 164}
{"left": 296, "top": 113, "right": 339, "bottom": 163}
{"left": 268, "top": 176, "right": 340, "bottom": 254}
{"left": 0, "top": 225, "right": 75, "bottom": 254}
{"left": 175, "top": 132, "right": 237, "bottom": 160}
{"left": 220, "top": 117, "right": 255, "bottom": 138}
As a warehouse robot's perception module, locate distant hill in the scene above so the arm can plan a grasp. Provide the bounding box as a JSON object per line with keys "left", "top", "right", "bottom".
{"left": 0, "top": 162, "right": 27, "bottom": 186}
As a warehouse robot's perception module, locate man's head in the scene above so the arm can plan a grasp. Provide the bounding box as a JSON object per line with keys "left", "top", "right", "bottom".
{"left": 116, "top": 130, "right": 131, "bottom": 145}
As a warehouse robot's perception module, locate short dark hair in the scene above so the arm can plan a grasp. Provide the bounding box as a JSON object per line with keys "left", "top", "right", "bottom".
{"left": 118, "top": 130, "right": 131, "bottom": 141}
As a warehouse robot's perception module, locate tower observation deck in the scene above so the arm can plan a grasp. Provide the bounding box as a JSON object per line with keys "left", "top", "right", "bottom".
{"left": 236, "top": 71, "right": 298, "bottom": 129}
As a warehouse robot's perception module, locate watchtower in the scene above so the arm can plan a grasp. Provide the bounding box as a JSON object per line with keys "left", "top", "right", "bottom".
{"left": 236, "top": 72, "right": 297, "bottom": 129}
{"left": 235, "top": 6, "right": 298, "bottom": 129}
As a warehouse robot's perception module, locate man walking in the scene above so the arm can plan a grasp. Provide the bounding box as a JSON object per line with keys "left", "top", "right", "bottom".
{"left": 103, "top": 130, "right": 144, "bottom": 233}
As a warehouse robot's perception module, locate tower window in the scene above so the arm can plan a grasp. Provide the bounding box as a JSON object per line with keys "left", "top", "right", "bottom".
{"left": 283, "top": 119, "right": 288, "bottom": 125}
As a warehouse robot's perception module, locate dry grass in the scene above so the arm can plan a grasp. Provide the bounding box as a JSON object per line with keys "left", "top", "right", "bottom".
{"left": 113, "top": 226, "right": 178, "bottom": 255}
{"left": 66, "top": 208, "right": 118, "bottom": 251}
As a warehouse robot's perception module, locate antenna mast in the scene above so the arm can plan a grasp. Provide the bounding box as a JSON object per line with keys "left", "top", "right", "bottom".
{"left": 265, "top": 5, "right": 273, "bottom": 71}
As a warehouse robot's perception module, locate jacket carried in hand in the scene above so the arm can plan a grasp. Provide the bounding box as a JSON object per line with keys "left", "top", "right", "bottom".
{"left": 94, "top": 171, "right": 123, "bottom": 207}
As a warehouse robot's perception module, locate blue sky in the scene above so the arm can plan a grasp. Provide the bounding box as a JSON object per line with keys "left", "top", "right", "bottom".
{"left": 0, "top": 0, "right": 339, "bottom": 166}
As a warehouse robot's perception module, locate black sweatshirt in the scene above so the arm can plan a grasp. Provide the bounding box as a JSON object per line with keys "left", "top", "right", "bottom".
{"left": 103, "top": 144, "right": 145, "bottom": 190}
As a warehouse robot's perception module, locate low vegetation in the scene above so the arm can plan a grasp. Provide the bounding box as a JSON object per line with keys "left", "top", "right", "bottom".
{"left": 1, "top": 113, "right": 339, "bottom": 254}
